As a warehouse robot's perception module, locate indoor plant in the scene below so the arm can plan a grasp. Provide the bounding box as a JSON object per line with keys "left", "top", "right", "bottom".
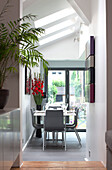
{"left": 0, "top": 1, "right": 48, "bottom": 109}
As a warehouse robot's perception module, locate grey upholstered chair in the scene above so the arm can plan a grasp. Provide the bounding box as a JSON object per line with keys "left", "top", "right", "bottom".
{"left": 66, "top": 107, "right": 81, "bottom": 146}
{"left": 30, "top": 108, "right": 43, "bottom": 137}
{"left": 43, "top": 109, "right": 66, "bottom": 151}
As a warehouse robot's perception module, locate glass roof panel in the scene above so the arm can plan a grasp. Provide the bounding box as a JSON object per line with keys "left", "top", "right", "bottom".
{"left": 39, "top": 27, "right": 75, "bottom": 45}
{"left": 35, "top": 8, "right": 75, "bottom": 27}
{"left": 44, "top": 19, "right": 75, "bottom": 35}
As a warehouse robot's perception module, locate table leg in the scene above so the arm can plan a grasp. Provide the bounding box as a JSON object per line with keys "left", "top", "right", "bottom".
{"left": 36, "top": 116, "right": 42, "bottom": 138}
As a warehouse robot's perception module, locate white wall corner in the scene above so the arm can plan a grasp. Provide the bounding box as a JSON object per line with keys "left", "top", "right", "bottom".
{"left": 67, "top": 0, "right": 91, "bottom": 25}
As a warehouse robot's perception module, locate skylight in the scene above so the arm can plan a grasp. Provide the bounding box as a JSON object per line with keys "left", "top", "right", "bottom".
{"left": 39, "top": 27, "right": 75, "bottom": 45}
{"left": 44, "top": 20, "right": 75, "bottom": 36}
{"left": 35, "top": 8, "right": 75, "bottom": 28}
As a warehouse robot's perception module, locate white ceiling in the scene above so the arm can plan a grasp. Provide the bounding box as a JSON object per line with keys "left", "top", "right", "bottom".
{"left": 23, "top": 0, "right": 81, "bottom": 47}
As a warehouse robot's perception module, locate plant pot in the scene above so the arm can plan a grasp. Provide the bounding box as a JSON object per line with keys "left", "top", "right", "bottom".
{"left": 0, "top": 89, "right": 9, "bottom": 109}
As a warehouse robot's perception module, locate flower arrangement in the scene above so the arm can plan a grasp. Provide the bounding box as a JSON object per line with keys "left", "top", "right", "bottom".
{"left": 26, "top": 78, "right": 31, "bottom": 95}
{"left": 31, "top": 75, "right": 44, "bottom": 105}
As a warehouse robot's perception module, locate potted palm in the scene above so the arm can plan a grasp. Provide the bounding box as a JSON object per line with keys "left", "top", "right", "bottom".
{"left": 0, "top": 4, "right": 48, "bottom": 109}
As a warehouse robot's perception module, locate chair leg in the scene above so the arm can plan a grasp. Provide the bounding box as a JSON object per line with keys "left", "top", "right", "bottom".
{"left": 65, "top": 130, "right": 66, "bottom": 151}
{"left": 48, "top": 132, "right": 49, "bottom": 140}
{"left": 74, "top": 128, "right": 81, "bottom": 146}
{"left": 45, "top": 131, "right": 47, "bottom": 144}
{"left": 56, "top": 132, "right": 58, "bottom": 146}
{"left": 52, "top": 132, "right": 55, "bottom": 143}
{"left": 46, "top": 132, "right": 49, "bottom": 140}
{"left": 43, "top": 131, "right": 45, "bottom": 151}
{"left": 43, "top": 131, "right": 47, "bottom": 151}
{"left": 62, "top": 131, "right": 64, "bottom": 147}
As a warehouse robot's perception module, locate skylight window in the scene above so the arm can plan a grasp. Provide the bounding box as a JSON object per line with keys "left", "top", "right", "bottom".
{"left": 39, "top": 27, "right": 75, "bottom": 45}
{"left": 35, "top": 8, "right": 75, "bottom": 28}
{"left": 44, "top": 20, "right": 75, "bottom": 35}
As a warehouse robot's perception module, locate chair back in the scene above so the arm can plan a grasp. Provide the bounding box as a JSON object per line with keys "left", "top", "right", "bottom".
{"left": 30, "top": 108, "right": 36, "bottom": 127}
{"left": 48, "top": 105, "right": 62, "bottom": 110}
{"left": 45, "top": 110, "right": 64, "bottom": 131}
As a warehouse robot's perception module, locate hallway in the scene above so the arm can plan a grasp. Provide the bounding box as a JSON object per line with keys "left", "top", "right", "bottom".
{"left": 23, "top": 132, "right": 86, "bottom": 161}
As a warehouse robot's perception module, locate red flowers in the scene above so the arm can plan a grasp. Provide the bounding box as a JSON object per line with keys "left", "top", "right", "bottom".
{"left": 31, "top": 77, "right": 44, "bottom": 97}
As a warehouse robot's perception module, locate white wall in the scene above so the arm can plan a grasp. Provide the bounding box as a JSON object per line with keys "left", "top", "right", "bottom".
{"left": 20, "top": 66, "right": 34, "bottom": 147}
{"left": 86, "top": 0, "right": 106, "bottom": 165}
{"left": 20, "top": 63, "right": 41, "bottom": 148}
{"left": 21, "top": 2, "right": 41, "bottom": 148}
{"left": 23, "top": 0, "right": 72, "bottom": 19}
{"left": 68, "top": 0, "right": 107, "bottom": 165}
{"left": 39, "top": 34, "right": 79, "bottom": 61}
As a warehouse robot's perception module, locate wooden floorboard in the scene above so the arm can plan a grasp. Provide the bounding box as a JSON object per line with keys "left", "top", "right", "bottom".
{"left": 11, "top": 161, "right": 106, "bottom": 170}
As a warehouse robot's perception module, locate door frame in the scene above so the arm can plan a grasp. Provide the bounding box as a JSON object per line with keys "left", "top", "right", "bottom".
{"left": 45, "top": 67, "right": 86, "bottom": 132}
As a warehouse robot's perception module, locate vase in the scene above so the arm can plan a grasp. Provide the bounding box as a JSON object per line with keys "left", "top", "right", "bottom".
{"left": 36, "top": 105, "right": 41, "bottom": 111}
{"left": 0, "top": 89, "right": 9, "bottom": 109}
{"left": 36, "top": 105, "right": 42, "bottom": 138}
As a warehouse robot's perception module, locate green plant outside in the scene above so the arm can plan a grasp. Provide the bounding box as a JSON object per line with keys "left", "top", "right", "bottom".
{"left": 71, "top": 71, "right": 82, "bottom": 98}
{"left": 48, "top": 85, "right": 58, "bottom": 103}
{"left": 52, "top": 80, "right": 65, "bottom": 87}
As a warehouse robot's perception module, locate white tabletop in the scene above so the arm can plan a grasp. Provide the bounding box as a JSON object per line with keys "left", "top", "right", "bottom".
{"left": 34, "top": 110, "right": 76, "bottom": 116}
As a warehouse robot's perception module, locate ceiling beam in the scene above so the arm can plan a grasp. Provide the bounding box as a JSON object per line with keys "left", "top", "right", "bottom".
{"left": 67, "top": 0, "right": 91, "bottom": 25}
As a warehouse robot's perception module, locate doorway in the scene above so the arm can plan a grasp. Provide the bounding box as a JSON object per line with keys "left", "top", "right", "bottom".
{"left": 46, "top": 68, "right": 86, "bottom": 132}
{"left": 23, "top": 68, "right": 87, "bottom": 161}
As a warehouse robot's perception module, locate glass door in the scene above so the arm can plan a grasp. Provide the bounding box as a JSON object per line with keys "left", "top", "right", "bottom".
{"left": 47, "top": 69, "right": 86, "bottom": 131}
{"left": 69, "top": 70, "right": 86, "bottom": 130}
{"left": 48, "top": 70, "right": 66, "bottom": 104}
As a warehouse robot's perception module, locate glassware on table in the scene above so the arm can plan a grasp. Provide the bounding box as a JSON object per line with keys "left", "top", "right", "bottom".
{"left": 62, "top": 103, "right": 68, "bottom": 111}
{"left": 45, "top": 103, "right": 49, "bottom": 110}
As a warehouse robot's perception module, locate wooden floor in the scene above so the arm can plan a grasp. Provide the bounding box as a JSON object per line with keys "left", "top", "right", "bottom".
{"left": 11, "top": 161, "right": 107, "bottom": 170}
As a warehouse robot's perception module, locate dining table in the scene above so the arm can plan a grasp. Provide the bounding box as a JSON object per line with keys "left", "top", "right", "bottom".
{"left": 34, "top": 109, "right": 76, "bottom": 117}
{"left": 34, "top": 109, "right": 76, "bottom": 138}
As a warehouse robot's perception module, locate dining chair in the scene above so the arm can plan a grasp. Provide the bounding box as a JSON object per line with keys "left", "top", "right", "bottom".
{"left": 43, "top": 109, "right": 66, "bottom": 151}
{"left": 30, "top": 108, "right": 43, "bottom": 138}
{"left": 66, "top": 107, "right": 81, "bottom": 146}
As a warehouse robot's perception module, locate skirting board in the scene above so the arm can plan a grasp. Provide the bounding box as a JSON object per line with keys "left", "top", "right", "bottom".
{"left": 22, "top": 129, "right": 35, "bottom": 151}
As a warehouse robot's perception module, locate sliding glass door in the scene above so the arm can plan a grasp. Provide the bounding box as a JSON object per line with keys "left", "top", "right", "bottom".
{"left": 47, "top": 68, "right": 86, "bottom": 131}
{"left": 69, "top": 70, "right": 86, "bottom": 130}
{"left": 69, "top": 71, "right": 85, "bottom": 109}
